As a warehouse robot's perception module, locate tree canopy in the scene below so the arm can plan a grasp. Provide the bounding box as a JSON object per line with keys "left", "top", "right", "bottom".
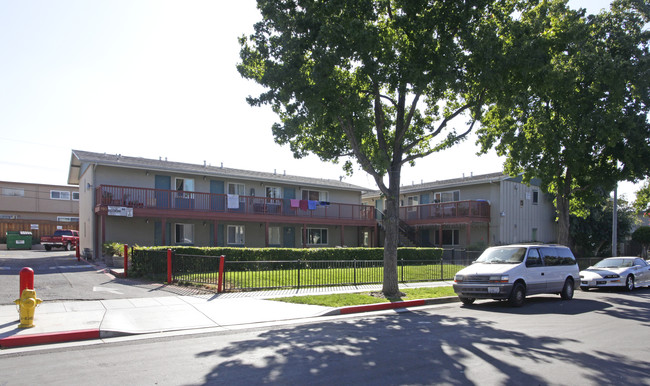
{"left": 238, "top": 0, "right": 520, "bottom": 295}
{"left": 477, "top": 0, "right": 650, "bottom": 246}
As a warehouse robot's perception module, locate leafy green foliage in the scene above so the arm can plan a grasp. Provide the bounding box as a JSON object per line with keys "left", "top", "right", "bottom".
{"left": 477, "top": 0, "right": 650, "bottom": 246}
{"left": 633, "top": 180, "right": 650, "bottom": 214}
{"left": 238, "top": 0, "right": 522, "bottom": 295}
{"left": 570, "top": 196, "right": 636, "bottom": 257}
{"left": 631, "top": 226, "right": 650, "bottom": 247}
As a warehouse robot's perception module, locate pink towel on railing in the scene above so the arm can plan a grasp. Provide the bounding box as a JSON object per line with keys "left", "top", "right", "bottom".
{"left": 290, "top": 199, "right": 300, "bottom": 208}
{"left": 299, "top": 200, "right": 309, "bottom": 211}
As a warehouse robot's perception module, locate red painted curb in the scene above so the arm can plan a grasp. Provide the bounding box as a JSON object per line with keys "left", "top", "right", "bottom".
{"left": 0, "top": 329, "right": 100, "bottom": 348}
{"left": 340, "top": 299, "right": 426, "bottom": 315}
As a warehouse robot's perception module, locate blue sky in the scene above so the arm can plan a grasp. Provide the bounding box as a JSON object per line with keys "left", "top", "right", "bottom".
{"left": 0, "top": 0, "right": 639, "bottom": 199}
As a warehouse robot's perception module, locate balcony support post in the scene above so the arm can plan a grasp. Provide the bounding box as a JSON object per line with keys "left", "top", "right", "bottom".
{"left": 213, "top": 220, "right": 219, "bottom": 247}
{"left": 161, "top": 218, "right": 166, "bottom": 245}
{"left": 466, "top": 222, "right": 471, "bottom": 247}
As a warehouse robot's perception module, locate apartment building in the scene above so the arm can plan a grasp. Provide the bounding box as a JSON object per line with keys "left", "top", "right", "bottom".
{"left": 67, "top": 150, "right": 377, "bottom": 259}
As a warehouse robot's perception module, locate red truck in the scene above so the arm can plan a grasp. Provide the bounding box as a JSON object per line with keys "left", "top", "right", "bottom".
{"left": 41, "top": 229, "right": 79, "bottom": 251}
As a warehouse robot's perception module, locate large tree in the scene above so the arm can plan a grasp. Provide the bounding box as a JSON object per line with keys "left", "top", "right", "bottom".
{"left": 238, "top": 0, "right": 519, "bottom": 296}
{"left": 570, "top": 194, "right": 635, "bottom": 257}
{"left": 477, "top": 0, "right": 650, "bottom": 247}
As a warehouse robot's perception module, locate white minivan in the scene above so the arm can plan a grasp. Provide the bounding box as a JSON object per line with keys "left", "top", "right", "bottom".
{"left": 453, "top": 244, "right": 580, "bottom": 307}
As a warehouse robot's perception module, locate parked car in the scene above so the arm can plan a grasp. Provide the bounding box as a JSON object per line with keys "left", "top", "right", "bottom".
{"left": 41, "top": 229, "right": 79, "bottom": 251}
{"left": 453, "top": 244, "right": 580, "bottom": 307}
{"left": 579, "top": 257, "right": 650, "bottom": 291}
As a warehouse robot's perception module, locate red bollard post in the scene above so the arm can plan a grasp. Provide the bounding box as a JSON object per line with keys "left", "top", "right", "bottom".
{"left": 19, "top": 267, "right": 34, "bottom": 297}
{"left": 167, "top": 249, "right": 172, "bottom": 284}
{"left": 75, "top": 242, "right": 80, "bottom": 261}
{"left": 217, "top": 255, "right": 225, "bottom": 293}
{"left": 123, "top": 244, "right": 129, "bottom": 278}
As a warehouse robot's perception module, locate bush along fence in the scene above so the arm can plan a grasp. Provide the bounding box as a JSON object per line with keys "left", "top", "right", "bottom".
{"left": 129, "top": 247, "right": 475, "bottom": 292}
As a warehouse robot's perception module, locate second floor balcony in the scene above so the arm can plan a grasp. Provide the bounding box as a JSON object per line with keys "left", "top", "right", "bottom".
{"left": 95, "top": 185, "right": 375, "bottom": 224}
{"left": 398, "top": 200, "right": 491, "bottom": 225}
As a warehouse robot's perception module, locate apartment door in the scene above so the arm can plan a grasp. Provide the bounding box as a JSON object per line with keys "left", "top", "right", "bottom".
{"left": 283, "top": 227, "right": 295, "bottom": 248}
{"left": 210, "top": 180, "right": 225, "bottom": 211}
{"left": 155, "top": 175, "right": 171, "bottom": 209}
{"left": 283, "top": 187, "right": 295, "bottom": 215}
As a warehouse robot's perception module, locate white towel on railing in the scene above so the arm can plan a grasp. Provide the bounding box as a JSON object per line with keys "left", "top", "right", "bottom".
{"left": 227, "top": 194, "right": 239, "bottom": 209}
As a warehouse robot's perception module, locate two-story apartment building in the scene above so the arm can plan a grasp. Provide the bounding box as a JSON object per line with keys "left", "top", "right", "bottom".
{"left": 0, "top": 181, "right": 79, "bottom": 242}
{"left": 67, "top": 150, "right": 378, "bottom": 259}
{"left": 362, "top": 172, "right": 558, "bottom": 249}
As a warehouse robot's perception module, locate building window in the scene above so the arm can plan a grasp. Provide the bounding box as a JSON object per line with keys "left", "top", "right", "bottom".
{"left": 268, "top": 226, "right": 281, "bottom": 245}
{"left": 228, "top": 183, "right": 246, "bottom": 196}
{"left": 50, "top": 190, "right": 71, "bottom": 200}
{"left": 532, "top": 190, "right": 539, "bottom": 205}
{"left": 266, "top": 186, "right": 281, "bottom": 198}
{"left": 306, "top": 228, "right": 328, "bottom": 245}
{"left": 2, "top": 188, "right": 24, "bottom": 197}
{"left": 302, "top": 189, "right": 328, "bottom": 201}
{"left": 227, "top": 225, "right": 245, "bottom": 245}
{"left": 175, "top": 178, "right": 195, "bottom": 198}
{"left": 434, "top": 190, "right": 460, "bottom": 203}
{"left": 175, "top": 223, "right": 194, "bottom": 245}
{"left": 406, "top": 195, "right": 419, "bottom": 211}
{"left": 72, "top": 192, "right": 80, "bottom": 201}
{"left": 57, "top": 216, "right": 79, "bottom": 222}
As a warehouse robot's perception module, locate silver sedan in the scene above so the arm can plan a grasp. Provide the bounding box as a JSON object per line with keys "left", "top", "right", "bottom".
{"left": 580, "top": 257, "right": 650, "bottom": 291}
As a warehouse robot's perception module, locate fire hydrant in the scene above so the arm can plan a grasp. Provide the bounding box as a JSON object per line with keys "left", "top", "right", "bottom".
{"left": 14, "top": 289, "right": 42, "bottom": 328}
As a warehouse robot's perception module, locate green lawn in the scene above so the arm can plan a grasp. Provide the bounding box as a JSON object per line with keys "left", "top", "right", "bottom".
{"left": 213, "top": 264, "right": 464, "bottom": 290}
{"left": 271, "top": 286, "right": 457, "bottom": 307}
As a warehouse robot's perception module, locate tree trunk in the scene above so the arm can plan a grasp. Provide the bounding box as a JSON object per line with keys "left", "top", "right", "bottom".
{"left": 556, "top": 193, "right": 570, "bottom": 246}
{"left": 382, "top": 168, "right": 401, "bottom": 297}
{"left": 556, "top": 171, "right": 573, "bottom": 248}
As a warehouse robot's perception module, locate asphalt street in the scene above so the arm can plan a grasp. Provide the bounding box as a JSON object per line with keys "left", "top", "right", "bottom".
{"left": 0, "top": 288, "right": 648, "bottom": 385}
{"left": 0, "top": 249, "right": 209, "bottom": 304}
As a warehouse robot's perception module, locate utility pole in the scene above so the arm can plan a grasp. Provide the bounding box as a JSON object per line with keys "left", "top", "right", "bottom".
{"left": 612, "top": 185, "right": 618, "bottom": 257}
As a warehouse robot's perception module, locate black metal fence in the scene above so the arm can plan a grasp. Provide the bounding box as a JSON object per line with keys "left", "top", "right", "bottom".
{"left": 131, "top": 249, "right": 472, "bottom": 292}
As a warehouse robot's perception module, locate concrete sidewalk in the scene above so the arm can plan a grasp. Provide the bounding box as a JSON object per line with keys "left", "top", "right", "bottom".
{"left": 0, "top": 271, "right": 457, "bottom": 349}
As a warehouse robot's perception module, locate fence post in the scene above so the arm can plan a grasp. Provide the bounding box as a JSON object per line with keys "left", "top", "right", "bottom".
{"left": 353, "top": 259, "right": 357, "bottom": 285}
{"left": 167, "top": 249, "right": 172, "bottom": 284}
{"left": 400, "top": 259, "right": 403, "bottom": 282}
{"left": 440, "top": 258, "right": 444, "bottom": 281}
{"left": 297, "top": 259, "right": 301, "bottom": 289}
{"left": 217, "top": 255, "right": 225, "bottom": 293}
{"left": 123, "top": 244, "right": 129, "bottom": 278}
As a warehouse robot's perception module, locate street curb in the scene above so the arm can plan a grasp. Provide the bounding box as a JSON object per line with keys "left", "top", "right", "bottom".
{"left": 1, "top": 297, "right": 460, "bottom": 349}
{"left": 0, "top": 329, "right": 100, "bottom": 348}
{"left": 322, "top": 296, "right": 459, "bottom": 316}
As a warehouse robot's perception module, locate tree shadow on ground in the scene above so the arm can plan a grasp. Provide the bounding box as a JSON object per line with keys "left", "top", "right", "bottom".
{"left": 194, "top": 296, "right": 650, "bottom": 385}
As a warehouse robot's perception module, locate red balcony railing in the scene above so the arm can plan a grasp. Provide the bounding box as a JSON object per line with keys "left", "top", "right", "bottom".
{"left": 95, "top": 185, "right": 375, "bottom": 221}
{"left": 399, "top": 200, "right": 490, "bottom": 222}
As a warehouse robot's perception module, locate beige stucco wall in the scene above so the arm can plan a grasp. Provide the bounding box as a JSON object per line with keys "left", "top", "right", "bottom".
{"left": 0, "top": 181, "right": 79, "bottom": 221}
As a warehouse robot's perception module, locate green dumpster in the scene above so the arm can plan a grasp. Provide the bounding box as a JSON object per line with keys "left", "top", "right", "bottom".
{"left": 6, "top": 231, "right": 33, "bottom": 250}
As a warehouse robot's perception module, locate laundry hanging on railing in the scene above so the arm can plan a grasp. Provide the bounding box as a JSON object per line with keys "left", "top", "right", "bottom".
{"left": 308, "top": 200, "right": 318, "bottom": 210}
{"left": 318, "top": 201, "right": 330, "bottom": 207}
{"left": 290, "top": 199, "right": 300, "bottom": 208}
{"left": 299, "top": 200, "right": 309, "bottom": 211}
{"left": 227, "top": 194, "right": 239, "bottom": 209}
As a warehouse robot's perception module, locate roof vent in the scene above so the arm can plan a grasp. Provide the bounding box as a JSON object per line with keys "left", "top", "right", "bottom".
{"left": 220, "top": 162, "right": 223, "bottom": 168}
{"left": 203, "top": 160, "right": 207, "bottom": 167}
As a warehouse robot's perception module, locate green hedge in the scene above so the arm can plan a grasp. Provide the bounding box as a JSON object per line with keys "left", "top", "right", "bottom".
{"left": 130, "top": 246, "right": 443, "bottom": 277}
